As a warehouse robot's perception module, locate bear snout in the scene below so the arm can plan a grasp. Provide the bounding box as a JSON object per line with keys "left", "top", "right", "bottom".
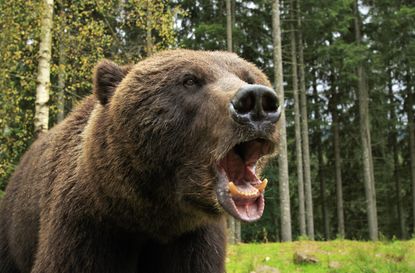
{"left": 229, "top": 84, "right": 281, "bottom": 128}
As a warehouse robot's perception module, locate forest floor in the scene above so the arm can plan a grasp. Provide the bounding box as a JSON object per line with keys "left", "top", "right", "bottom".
{"left": 226, "top": 239, "right": 415, "bottom": 273}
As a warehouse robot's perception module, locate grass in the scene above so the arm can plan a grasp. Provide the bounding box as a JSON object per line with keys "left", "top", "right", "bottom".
{"left": 226, "top": 239, "right": 415, "bottom": 273}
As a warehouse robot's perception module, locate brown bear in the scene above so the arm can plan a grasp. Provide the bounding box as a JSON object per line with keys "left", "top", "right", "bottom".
{"left": 0, "top": 49, "right": 281, "bottom": 273}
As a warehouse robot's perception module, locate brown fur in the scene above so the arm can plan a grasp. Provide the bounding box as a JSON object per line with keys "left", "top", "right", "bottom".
{"left": 0, "top": 50, "right": 276, "bottom": 273}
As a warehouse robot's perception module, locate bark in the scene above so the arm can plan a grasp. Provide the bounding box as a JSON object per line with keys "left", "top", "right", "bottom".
{"left": 289, "top": 0, "right": 306, "bottom": 237}
{"left": 330, "top": 74, "right": 345, "bottom": 238}
{"left": 389, "top": 71, "right": 407, "bottom": 239}
{"left": 406, "top": 70, "right": 415, "bottom": 235}
{"left": 34, "top": 0, "right": 54, "bottom": 135}
{"left": 354, "top": 0, "right": 378, "bottom": 241}
{"left": 270, "top": 166, "right": 280, "bottom": 242}
{"left": 272, "top": 0, "right": 292, "bottom": 242}
{"left": 312, "top": 73, "right": 329, "bottom": 240}
{"left": 234, "top": 220, "right": 241, "bottom": 243}
{"left": 333, "top": 105, "right": 345, "bottom": 238}
{"left": 226, "top": 0, "right": 232, "bottom": 52}
{"left": 146, "top": 1, "right": 153, "bottom": 56}
{"left": 57, "top": 11, "right": 66, "bottom": 123}
{"left": 297, "top": 0, "right": 314, "bottom": 240}
{"left": 226, "top": 216, "right": 235, "bottom": 244}
{"left": 225, "top": 0, "right": 240, "bottom": 243}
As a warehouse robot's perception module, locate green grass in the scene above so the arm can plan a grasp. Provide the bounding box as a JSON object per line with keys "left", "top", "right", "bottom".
{"left": 226, "top": 239, "right": 415, "bottom": 273}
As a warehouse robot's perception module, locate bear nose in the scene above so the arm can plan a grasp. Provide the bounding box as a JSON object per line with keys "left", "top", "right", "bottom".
{"left": 229, "top": 84, "right": 281, "bottom": 125}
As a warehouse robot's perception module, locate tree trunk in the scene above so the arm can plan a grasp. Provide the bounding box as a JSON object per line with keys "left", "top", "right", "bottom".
{"left": 226, "top": 216, "right": 235, "bottom": 244}
{"left": 56, "top": 10, "right": 66, "bottom": 123}
{"left": 225, "top": 0, "right": 239, "bottom": 243}
{"left": 330, "top": 74, "right": 345, "bottom": 238}
{"left": 296, "top": 0, "right": 314, "bottom": 240}
{"left": 234, "top": 220, "right": 241, "bottom": 243}
{"left": 34, "top": 0, "right": 54, "bottom": 135}
{"left": 145, "top": 1, "right": 153, "bottom": 56}
{"left": 354, "top": 0, "right": 378, "bottom": 241}
{"left": 56, "top": 43, "right": 65, "bottom": 123}
{"left": 406, "top": 69, "right": 415, "bottom": 236}
{"left": 312, "top": 72, "right": 329, "bottom": 240}
{"left": 270, "top": 163, "right": 280, "bottom": 242}
{"left": 389, "top": 71, "right": 407, "bottom": 239}
{"left": 272, "top": 0, "right": 292, "bottom": 242}
{"left": 226, "top": 0, "right": 232, "bottom": 52}
{"left": 289, "top": 0, "right": 306, "bottom": 237}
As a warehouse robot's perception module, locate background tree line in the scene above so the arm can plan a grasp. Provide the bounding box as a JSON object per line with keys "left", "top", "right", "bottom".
{"left": 1, "top": 0, "right": 414, "bottom": 242}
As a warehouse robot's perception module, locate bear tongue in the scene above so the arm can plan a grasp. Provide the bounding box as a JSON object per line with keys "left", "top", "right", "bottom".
{"left": 234, "top": 196, "right": 264, "bottom": 220}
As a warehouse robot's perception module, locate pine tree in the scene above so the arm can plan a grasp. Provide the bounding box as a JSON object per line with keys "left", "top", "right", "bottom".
{"left": 289, "top": 0, "right": 306, "bottom": 237}
{"left": 297, "top": 0, "right": 314, "bottom": 240}
{"left": 272, "top": 0, "right": 292, "bottom": 242}
{"left": 354, "top": 0, "right": 378, "bottom": 241}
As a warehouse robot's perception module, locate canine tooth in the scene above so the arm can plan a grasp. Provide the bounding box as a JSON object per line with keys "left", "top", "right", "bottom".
{"left": 255, "top": 178, "right": 268, "bottom": 192}
{"left": 228, "top": 182, "right": 239, "bottom": 195}
{"left": 229, "top": 181, "right": 261, "bottom": 197}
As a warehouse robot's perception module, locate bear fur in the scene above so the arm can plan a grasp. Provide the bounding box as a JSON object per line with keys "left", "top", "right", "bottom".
{"left": 0, "top": 50, "right": 279, "bottom": 273}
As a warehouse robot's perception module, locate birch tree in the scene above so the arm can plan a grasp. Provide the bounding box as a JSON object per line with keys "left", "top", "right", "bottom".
{"left": 34, "top": 0, "right": 54, "bottom": 134}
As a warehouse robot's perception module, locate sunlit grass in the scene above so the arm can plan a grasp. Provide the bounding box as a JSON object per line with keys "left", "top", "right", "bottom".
{"left": 226, "top": 239, "right": 415, "bottom": 273}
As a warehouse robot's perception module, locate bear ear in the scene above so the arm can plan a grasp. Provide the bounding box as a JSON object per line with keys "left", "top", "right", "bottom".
{"left": 93, "top": 60, "right": 132, "bottom": 105}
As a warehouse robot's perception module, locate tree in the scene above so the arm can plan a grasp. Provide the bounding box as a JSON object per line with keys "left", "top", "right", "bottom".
{"left": 34, "top": 0, "right": 54, "bottom": 134}
{"left": 329, "top": 73, "right": 345, "bottom": 238}
{"left": 406, "top": 70, "right": 415, "bottom": 235}
{"left": 225, "top": 0, "right": 238, "bottom": 244}
{"left": 272, "top": 0, "right": 292, "bottom": 242}
{"left": 289, "top": 0, "right": 306, "bottom": 237}
{"left": 312, "top": 70, "right": 330, "bottom": 240}
{"left": 0, "top": 0, "right": 181, "bottom": 189}
{"left": 56, "top": 6, "right": 66, "bottom": 123}
{"left": 388, "top": 70, "right": 407, "bottom": 239}
{"left": 297, "top": 0, "right": 314, "bottom": 240}
{"left": 145, "top": 1, "right": 153, "bottom": 56}
{"left": 354, "top": 0, "right": 378, "bottom": 241}
{"left": 0, "top": 0, "right": 39, "bottom": 188}
{"left": 226, "top": 0, "right": 232, "bottom": 52}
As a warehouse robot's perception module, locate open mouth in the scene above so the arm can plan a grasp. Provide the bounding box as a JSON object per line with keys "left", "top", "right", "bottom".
{"left": 216, "top": 139, "right": 272, "bottom": 222}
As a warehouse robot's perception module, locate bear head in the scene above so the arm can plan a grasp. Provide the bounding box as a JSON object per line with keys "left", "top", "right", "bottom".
{"left": 93, "top": 50, "right": 281, "bottom": 224}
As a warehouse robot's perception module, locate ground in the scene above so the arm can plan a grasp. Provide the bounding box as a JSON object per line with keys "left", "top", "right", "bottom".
{"left": 226, "top": 239, "right": 415, "bottom": 273}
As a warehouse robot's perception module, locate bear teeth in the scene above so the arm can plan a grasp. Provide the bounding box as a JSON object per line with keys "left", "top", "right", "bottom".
{"left": 228, "top": 179, "right": 268, "bottom": 198}
{"left": 254, "top": 178, "right": 268, "bottom": 192}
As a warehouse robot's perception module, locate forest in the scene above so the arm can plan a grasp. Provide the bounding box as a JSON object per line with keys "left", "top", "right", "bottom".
{"left": 0, "top": 0, "right": 415, "bottom": 247}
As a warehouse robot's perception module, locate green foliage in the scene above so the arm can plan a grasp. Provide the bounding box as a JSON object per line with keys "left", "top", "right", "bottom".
{"left": 0, "top": 0, "right": 40, "bottom": 189}
{"left": 0, "top": 0, "right": 181, "bottom": 189}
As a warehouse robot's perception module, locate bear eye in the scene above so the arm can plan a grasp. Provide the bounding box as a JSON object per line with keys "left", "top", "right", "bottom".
{"left": 183, "top": 75, "right": 199, "bottom": 88}
{"left": 184, "top": 79, "right": 195, "bottom": 87}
